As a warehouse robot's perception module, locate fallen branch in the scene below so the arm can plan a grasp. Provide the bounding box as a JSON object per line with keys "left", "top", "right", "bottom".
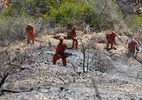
{"left": 0, "top": 88, "right": 33, "bottom": 96}
{"left": 58, "top": 77, "right": 65, "bottom": 84}
{"left": 135, "top": 57, "right": 142, "bottom": 64}
{"left": 116, "top": 34, "right": 123, "bottom": 42}
{"left": 7, "top": 63, "right": 31, "bottom": 71}
{"left": 109, "top": 53, "right": 121, "bottom": 57}
{"left": 1, "top": 88, "right": 33, "bottom": 94}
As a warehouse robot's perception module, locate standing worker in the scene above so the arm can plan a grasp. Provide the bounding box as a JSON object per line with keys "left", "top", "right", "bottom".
{"left": 26, "top": 24, "right": 35, "bottom": 44}
{"left": 128, "top": 38, "right": 139, "bottom": 58}
{"left": 106, "top": 31, "right": 116, "bottom": 49}
{"left": 52, "top": 36, "right": 68, "bottom": 66}
{"left": 69, "top": 26, "right": 78, "bottom": 49}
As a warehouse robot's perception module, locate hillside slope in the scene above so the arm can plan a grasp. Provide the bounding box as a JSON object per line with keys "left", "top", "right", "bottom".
{"left": 0, "top": 31, "right": 142, "bottom": 100}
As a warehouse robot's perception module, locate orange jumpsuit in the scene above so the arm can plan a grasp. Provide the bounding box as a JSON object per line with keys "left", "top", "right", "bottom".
{"left": 52, "top": 42, "right": 68, "bottom": 66}
{"left": 106, "top": 32, "right": 116, "bottom": 48}
{"left": 70, "top": 29, "right": 78, "bottom": 48}
{"left": 26, "top": 25, "right": 35, "bottom": 44}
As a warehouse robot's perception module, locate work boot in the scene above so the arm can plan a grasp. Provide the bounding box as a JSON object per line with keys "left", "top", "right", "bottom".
{"left": 71, "top": 46, "right": 74, "bottom": 49}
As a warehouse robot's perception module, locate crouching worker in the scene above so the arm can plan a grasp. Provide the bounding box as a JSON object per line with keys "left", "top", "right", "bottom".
{"left": 26, "top": 24, "right": 35, "bottom": 44}
{"left": 128, "top": 38, "right": 139, "bottom": 58}
{"left": 52, "top": 36, "right": 70, "bottom": 66}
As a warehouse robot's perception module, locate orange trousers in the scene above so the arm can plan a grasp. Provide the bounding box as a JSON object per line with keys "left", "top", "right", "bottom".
{"left": 52, "top": 55, "right": 67, "bottom": 66}
{"left": 107, "top": 41, "right": 114, "bottom": 48}
{"left": 27, "top": 34, "right": 35, "bottom": 44}
{"left": 72, "top": 39, "right": 78, "bottom": 48}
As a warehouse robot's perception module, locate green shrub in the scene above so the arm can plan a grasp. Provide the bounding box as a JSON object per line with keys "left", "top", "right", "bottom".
{"left": 43, "top": 1, "right": 94, "bottom": 27}
{"left": 2, "top": 0, "right": 123, "bottom": 31}
{"left": 1, "top": 0, "right": 132, "bottom": 34}
{"left": 0, "top": 16, "right": 47, "bottom": 46}
{"left": 125, "top": 15, "right": 142, "bottom": 40}
{"left": 125, "top": 15, "right": 142, "bottom": 33}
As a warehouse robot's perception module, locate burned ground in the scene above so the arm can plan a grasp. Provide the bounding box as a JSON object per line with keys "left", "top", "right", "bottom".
{"left": 0, "top": 32, "right": 142, "bottom": 100}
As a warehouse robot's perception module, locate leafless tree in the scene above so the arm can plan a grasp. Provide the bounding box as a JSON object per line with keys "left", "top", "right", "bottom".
{"left": 77, "top": 33, "right": 97, "bottom": 73}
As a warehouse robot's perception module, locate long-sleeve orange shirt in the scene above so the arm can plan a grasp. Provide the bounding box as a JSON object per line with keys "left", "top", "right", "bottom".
{"left": 56, "top": 42, "right": 68, "bottom": 55}
{"left": 70, "top": 29, "right": 77, "bottom": 39}
{"left": 26, "top": 25, "right": 35, "bottom": 43}
{"left": 106, "top": 32, "right": 116, "bottom": 41}
{"left": 26, "top": 25, "right": 34, "bottom": 35}
{"left": 128, "top": 41, "right": 138, "bottom": 49}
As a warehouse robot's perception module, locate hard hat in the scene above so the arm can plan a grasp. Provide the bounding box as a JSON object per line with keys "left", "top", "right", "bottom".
{"left": 59, "top": 36, "right": 64, "bottom": 40}
{"left": 112, "top": 31, "right": 115, "bottom": 34}
{"left": 73, "top": 26, "right": 77, "bottom": 30}
{"left": 132, "top": 38, "right": 135, "bottom": 41}
{"left": 27, "top": 24, "right": 33, "bottom": 27}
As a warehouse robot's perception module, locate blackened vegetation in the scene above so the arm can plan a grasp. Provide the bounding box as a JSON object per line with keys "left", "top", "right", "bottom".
{"left": 0, "top": 73, "right": 9, "bottom": 95}
{"left": 5, "top": 50, "right": 31, "bottom": 72}
{"left": 0, "top": 73, "right": 32, "bottom": 96}
{"left": 0, "top": 48, "right": 34, "bottom": 96}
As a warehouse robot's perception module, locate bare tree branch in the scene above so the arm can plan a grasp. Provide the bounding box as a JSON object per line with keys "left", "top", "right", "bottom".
{"left": 0, "top": 88, "right": 33, "bottom": 96}
{"left": 4, "top": 48, "right": 31, "bottom": 72}
{"left": 0, "top": 73, "right": 9, "bottom": 88}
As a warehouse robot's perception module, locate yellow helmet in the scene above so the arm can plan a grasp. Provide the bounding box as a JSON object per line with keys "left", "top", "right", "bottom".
{"left": 72, "top": 26, "right": 77, "bottom": 30}
{"left": 59, "top": 36, "right": 64, "bottom": 40}
{"left": 27, "top": 24, "right": 33, "bottom": 27}
{"left": 112, "top": 31, "right": 115, "bottom": 34}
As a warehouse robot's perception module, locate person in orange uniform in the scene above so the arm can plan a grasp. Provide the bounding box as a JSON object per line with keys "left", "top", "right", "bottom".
{"left": 69, "top": 26, "right": 78, "bottom": 49}
{"left": 106, "top": 31, "right": 116, "bottom": 49}
{"left": 128, "top": 38, "right": 139, "bottom": 58}
{"left": 26, "top": 24, "right": 35, "bottom": 44}
{"left": 52, "top": 36, "right": 68, "bottom": 66}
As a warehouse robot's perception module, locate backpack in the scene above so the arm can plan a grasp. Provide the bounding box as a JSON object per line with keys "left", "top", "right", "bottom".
{"left": 106, "top": 34, "right": 109, "bottom": 39}
{"left": 61, "top": 43, "right": 72, "bottom": 58}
